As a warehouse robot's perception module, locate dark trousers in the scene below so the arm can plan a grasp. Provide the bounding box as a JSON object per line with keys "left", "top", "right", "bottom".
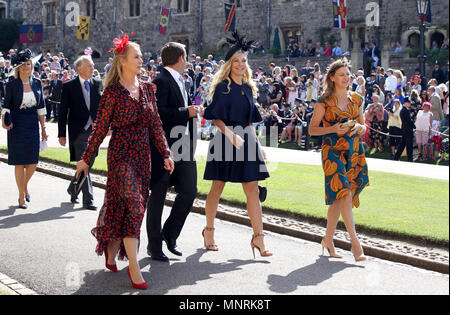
{"left": 68, "top": 127, "right": 96, "bottom": 205}
{"left": 146, "top": 160, "right": 197, "bottom": 253}
{"left": 46, "top": 100, "right": 59, "bottom": 120}
{"left": 394, "top": 132, "right": 414, "bottom": 162}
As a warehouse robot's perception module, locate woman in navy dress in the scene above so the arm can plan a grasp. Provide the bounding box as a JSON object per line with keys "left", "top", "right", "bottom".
{"left": 202, "top": 31, "right": 272, "bottom": 258}
{"left": 1, "top": 49, "right": 47, "bottom": 209}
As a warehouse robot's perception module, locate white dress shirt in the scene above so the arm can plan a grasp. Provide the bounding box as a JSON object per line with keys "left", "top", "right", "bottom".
{"left": 384, "top": 75, "right": 398, "bottom": 94}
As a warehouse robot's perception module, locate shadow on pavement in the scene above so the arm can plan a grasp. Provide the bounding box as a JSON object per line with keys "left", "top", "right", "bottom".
{"left": 0, "top": 206, "right": 17, "bottom": 218}
{"left": 0, "top": 202, "right": 84, "bottom": 229}
{"left": 72, "top": 249, "right": 270, "bottom": 295}
{"left": 267, "top": 256, "right": 365, "bottom": 293}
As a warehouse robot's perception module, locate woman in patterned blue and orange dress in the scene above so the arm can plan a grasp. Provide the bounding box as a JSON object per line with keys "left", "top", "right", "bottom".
{"left": 309, "top": 58, "right": 369, "bottom": 262}
{"left": 77, "top": 37, "right": 174, "bottom": 290}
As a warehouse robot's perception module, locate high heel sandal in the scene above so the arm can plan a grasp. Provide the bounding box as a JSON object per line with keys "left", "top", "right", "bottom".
{"left": 25, "top": 194, "right": 30, "bottom": 202}
{"left": 18, "top": 199, "right": 27, "bottom": 209}
{"left": 251, "top": 233, "right": 272, "bottom": 259}
{"left": 321, "top": 235, "right": 343, "bottom": 259}
{"left": 104, "top": 248, "right": 118, "bottom": 273}
{"left": 202, "top": 227, "right": 219, "bottom": 251}
{"left": 127, "top": 267, "right": 148, "bottom": 290}
{"left": 351, "top": 242, "right": 367, "bottom": 262}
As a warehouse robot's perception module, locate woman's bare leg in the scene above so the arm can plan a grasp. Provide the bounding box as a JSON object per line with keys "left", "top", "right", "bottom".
{"left": 14, "top": 165, "right": 25, "bottom": 204}
{"left": 203, "top": 180, "right": 226, "bottom": 247}
{"left": 23, "top": 164, "right": 37, "bottom": 196}
{"left": 123, "top": 237, "right": 145, "bottom": 284}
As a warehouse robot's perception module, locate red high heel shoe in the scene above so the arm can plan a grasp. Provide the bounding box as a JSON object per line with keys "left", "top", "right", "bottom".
{"left": 104, "top": 248, "right": 118, "bottom": 273}
{"left": 127, "top": 268, "right": 148, "bottom": 290}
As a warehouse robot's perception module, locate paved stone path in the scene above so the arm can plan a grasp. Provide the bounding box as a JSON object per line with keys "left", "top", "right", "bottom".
{"left": 0, "top": 162, "right": 448, "bottom": 295}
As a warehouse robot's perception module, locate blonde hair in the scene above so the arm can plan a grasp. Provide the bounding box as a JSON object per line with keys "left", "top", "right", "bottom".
{"left": 290, "top": 68, "right": 298, "bottom": 77}
{"left": 208, "top": 51, "right": 258, "bottom": 100}
{"left": 321, "top": 58, "right": 351, "bottom": 101}
{"left": 357, "top": 76, "right": 366, "bottom": 85}
{"left": 14, "top": 60, "right": 33, "bottom": 79}
{"left": 393, "top": 70, "right": 404, "bottom": 82}
{"left": 104, "top": 41, "right": 141, "bottom": 88}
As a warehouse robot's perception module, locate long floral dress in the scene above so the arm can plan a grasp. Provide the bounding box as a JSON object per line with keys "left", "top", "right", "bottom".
{"left": 82, "top": 81, "right": 170, "bottom": 260}
{"left": 318, "top": 92, "right": 370, "bottom": 208}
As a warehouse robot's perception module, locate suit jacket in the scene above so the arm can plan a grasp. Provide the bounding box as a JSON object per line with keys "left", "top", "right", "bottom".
{"left": 48, "top": 79, "right": 63, "bottom": 103}
{"left": 58, "top": 76, "right": 103, "bottom": 161}
{"left": 151, "top": 68, "right": 196, "bottom": 181}
{"left": 400, "top": 106, "right": 416, "bottom": 135}
{"left": 3, "top": 77, "right": 45, "bottom": 114}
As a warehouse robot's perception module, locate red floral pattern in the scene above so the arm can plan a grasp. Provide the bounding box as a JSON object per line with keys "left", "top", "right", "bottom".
{"left": 82, "top": 81, "right": 170, "bottom": 260}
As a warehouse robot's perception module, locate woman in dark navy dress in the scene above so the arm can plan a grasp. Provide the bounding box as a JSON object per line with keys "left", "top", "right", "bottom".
{"left": 1, "top": 49, "right": 47, "bottom": 209}
{"left": 202, "top": 31, "right": 272, "bottom": 258}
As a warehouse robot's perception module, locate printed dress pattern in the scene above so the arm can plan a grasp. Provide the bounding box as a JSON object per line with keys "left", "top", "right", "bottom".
{"left": 318, "top": 92, "right": 370, "bottom": 208}
{"left": 82, "top": 81, "right": 170, "bottom": 260}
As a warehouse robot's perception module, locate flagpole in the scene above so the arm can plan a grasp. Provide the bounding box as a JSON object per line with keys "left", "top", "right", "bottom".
{"left": 60, "top": 0, "right": 65, "bottom": 52}
{"left": 113, "top": 0, "right": 118, "bottom": 35}
{"left": 199, "top": 0, "right": 203, "bottom": 53}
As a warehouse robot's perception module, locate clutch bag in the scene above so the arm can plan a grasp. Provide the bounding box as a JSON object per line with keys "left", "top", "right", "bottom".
{"left": 4, "top": 112, "right": 12, "bottom": 127}
{"left": 70, "top": 171, "right": 87, "bottom": 197}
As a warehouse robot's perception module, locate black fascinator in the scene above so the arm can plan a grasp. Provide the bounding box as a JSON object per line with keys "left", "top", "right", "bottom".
{"left": 224, "top": 30, "right": 255, "bottom": 62}
{"left": 10, "top": 49, "right": 33, "bottom": 68}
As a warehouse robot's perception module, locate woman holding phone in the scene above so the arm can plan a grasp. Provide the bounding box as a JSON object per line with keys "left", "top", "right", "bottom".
{"left": 309, "top": 58, "right": 369, "bottom": 262}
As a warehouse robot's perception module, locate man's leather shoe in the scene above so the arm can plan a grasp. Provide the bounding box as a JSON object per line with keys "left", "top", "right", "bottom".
{"left": 163, "top": 235, "right": 182, "bottom": 256}
{"left": 147, "top": 249, "right": 169, "bottom": 262}
{"left": 83, "top": 204, "right": 97, "bottom": 211}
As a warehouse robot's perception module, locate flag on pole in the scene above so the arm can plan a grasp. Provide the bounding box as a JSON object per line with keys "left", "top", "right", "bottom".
{"left": 333, "top": 0, "right": 347, "bottom": 29}
{"left": 19, "top": 25, "right": 43, "bottom": 43}
{"left": 423, "top": 0, "right": 432, "bottom": 23}
{"left": 84, "top": 47, "right": 93, "bottom": 55}
{"left": 159, "top": 7, "right": 171, "bottom": 35}
{"left": 224, "top": 3, "right": 236, "bottom": 32}
{"left": 76, "top": 16, "right": 90, "bottom": 40}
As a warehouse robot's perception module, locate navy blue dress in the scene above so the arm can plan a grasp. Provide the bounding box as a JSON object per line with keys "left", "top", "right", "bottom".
{"left": 3, "top": 78, "right": 45, "bottom": 166}
{"left": 203, "top": 79, "right": 269, "bottom": 183}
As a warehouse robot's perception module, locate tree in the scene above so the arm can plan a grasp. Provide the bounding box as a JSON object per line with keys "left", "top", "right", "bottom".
{"left": 269, "top": 27, "right": 281, "bottom": 56}
{"left": 0, "top": 19, "right": 22, "bottom": 53}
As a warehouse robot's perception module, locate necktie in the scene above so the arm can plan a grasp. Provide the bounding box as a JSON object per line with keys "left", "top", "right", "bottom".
{"left": 83, "top": 80, "right": 93, "bottom": 131}
{"left": 178, "top": 76, "right": 188, "bottom": 107}
{"left": 84, "top": 80, "right": 90, "bottom": 94}
{"left": 178, "top": 76, "right": 190, "bottom": 136}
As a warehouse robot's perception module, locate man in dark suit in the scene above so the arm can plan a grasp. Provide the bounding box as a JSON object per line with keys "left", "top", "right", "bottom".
{"left": 46, "top": 71, "right": 63, "bottom": 121}
{"left": 147, "top": 42, "right": 200, "bottom": 261}
{"left": 58, "top": 55, "right": 102, "bottom": 210}
{"left": 191, "top": 65, "right": 203, "bottom": 97}
{"left": 394, "top": 97, "right": 416, "bottom": 162}
{"left": 370, "top": 42, "right": 381, "bottom": 68}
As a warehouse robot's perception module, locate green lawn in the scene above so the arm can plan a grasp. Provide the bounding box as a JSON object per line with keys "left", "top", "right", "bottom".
{"left": 31, "top": 147, "right": 449, "bottom": 243}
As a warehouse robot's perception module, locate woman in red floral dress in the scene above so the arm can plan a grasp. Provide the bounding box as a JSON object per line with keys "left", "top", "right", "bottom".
{"left": 77, "top": 38, "right": 174, "bottom": 290}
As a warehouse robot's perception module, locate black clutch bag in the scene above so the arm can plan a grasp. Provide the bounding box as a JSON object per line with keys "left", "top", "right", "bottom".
{"left": 4, "top": 112, "right": 12, "bottom": 127}
{"left": 68, "top": 171, "right": 87, "bottom": 197}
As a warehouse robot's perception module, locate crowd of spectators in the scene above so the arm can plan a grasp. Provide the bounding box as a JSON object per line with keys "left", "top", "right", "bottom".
{"left": 1, "top": 44, "right": 449, "bottom": 162}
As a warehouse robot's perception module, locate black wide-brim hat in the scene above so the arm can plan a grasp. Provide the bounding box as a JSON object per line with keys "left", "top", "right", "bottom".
{"left": 8, "top": 49, "right": 41, "bottom": 76}
{"left": 224, "top": 30, "right": 255, "bottom": 62}
{"left": 11, "top": 49, "right": 33, "bottom": 68}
